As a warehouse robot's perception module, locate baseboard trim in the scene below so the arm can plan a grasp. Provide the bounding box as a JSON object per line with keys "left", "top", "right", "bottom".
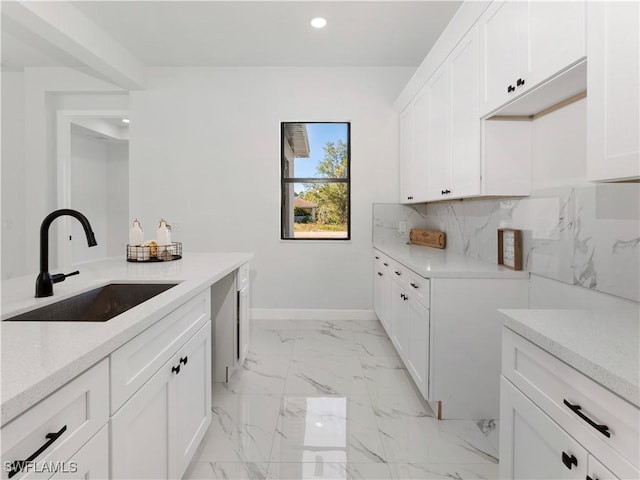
{"left": 250, "top": 308, "right": 378, "bottom": 321}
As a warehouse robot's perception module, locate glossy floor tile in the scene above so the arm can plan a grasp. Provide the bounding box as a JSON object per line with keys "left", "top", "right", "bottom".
{"left": 184, "top": 319, "right": 499, "bottom": 479}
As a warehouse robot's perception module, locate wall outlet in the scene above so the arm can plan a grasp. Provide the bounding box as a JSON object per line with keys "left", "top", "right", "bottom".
{"left": 398, "top": 220, "right": 407, "bottom": 233}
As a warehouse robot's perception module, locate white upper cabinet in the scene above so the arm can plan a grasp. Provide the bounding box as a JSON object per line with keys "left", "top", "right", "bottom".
{"left": 480, "top": 0, "right": 586, "bottom": 116}
{"left": 425, "top": 65, "right": 452, "bottom": 199}
{"left": 399, "top": 86, "right": 429, "bottom": 203}
{"left": 450, "top": 27, "right": 482, "bottom": 198}
{"left": 587, "top": 1, "right": 640, "bottom": 182}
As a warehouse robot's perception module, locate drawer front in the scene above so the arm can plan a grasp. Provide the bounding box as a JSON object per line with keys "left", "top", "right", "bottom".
{"left": 110, "top": 289, "right": 211, "bottom": 414}
{"left": 405, "top": 269, "right": 430, "bottom": 307}
{"left": 236, "top": 262, "right": 250, "bottom": 291}
{"left": 502, "top": 327, "right": 639, "bottom": 470}
{"left": 1, "top": 360, "right": 109, "bottom": 480}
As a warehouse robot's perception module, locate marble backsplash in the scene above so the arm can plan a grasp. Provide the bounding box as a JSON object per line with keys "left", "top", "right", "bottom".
{"left": 373, "top": 184, "right": 640, "bottom": 302}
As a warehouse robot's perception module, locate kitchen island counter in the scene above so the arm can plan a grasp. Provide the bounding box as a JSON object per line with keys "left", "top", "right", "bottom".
{"left": 1, "top": 252, "right": 252, "bottom": 425}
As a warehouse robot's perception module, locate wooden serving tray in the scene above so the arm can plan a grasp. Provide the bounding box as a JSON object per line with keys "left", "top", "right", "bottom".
{"left": 409, "top": 229, "right": 446, "bottom": 249}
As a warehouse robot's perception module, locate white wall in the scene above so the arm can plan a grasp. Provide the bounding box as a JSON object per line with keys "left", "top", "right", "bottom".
{"left": 130, "top": 67, "right": 412, "bottom": 312}
{"left": 1, "top": 72, "right": 26, "bottom": 280}
{"left": 70, "top": 131, "right": 109, "bottom": 263}
{"left": 106, "top": 142, "right": 129, "bottom": 257}
{"left": 69, "top": 131, "right": 129, "bottom": 263}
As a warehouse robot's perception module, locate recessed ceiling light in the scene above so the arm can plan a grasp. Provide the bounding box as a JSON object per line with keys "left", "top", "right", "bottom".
{"left": 122, "top": 118, "right": 130, "bottom": 124}
{"left": 310, "top": 17, "right": 327, "bottom": 29}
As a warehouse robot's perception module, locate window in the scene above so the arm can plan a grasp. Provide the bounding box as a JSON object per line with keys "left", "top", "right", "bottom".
{"left": 281, "top": 122, "right": 350, "bottom": 240}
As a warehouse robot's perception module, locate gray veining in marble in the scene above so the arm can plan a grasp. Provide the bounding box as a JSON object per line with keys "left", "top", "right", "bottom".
{"left": 373, "top": 183, "right": 640, "bottom": 302}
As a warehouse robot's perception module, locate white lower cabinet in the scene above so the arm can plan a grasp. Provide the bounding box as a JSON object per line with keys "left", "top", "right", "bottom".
{"left": 589, "top": 455, "right": 620, "bottom": 480}
{"left": 374, "top": 250, "right": 431, "bottom": 401}
{"left": 1, "top": 360, "right": 109, "bottom": 480}
{"left": 111, "top": 321, "right": 212, "bottom": 480}
{"left": 49, "top": 426, "right": 109, "bottom": 480}
{"left": 170, "top": 322, "right": 212, "bottom": 478}
{"left": 500, "top": 327, "right": 639, "bottom": 480}
{"left": 406, "top": 296, "right": 429, "bottom": 398}
{"left": 500, "top": 377, "right": 588, "bottom": 479}
{"left": 373, "top": 248, "right": 529, "bottom": 419}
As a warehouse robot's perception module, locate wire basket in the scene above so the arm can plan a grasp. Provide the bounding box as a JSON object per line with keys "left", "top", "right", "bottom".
{"left": 127, "top": 242, "right": 182, "bottom": 262}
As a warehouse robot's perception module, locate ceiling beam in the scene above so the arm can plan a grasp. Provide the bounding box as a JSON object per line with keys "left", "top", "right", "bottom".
{"left": 1, "top": 0, "right": 147, "bottom": 90}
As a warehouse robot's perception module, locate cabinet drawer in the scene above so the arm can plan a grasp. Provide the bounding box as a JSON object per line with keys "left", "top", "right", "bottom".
{"left": 502, "top": 328, "right": 640, "bottom": 470}
{"left": 1, "top": 360, "right": 109, "bottom": 480}
{"left": 45, "top": 425, "right": 109, "bottom": 480}
{"left": 236, "top": 262, "right": 249, "bottom": 291}
{"left": 110, "top": 289, "right": 210, "bottom": 414}
{"left": 405, "top": 269, "right": 429, "bottom": 307}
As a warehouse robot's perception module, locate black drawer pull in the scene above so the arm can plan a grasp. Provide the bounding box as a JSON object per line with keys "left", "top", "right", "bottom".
{"left": 507, "top": 85, "right": 515, "bottom": 93}
{"left": 586, "top": 476, "right": 596, "bottom": 480}
{"left": 377, "top": 272, "right": 383, "bottom": 276}
{"left": 383, "top": 263, "right": 389, "bottom": 267}
{"left": 394, "top": 271, "right": 401, "bottom": 276}
{"left": 180, "top": 356, "right": 188, "bottom": 366}
{"left": 561, "top": 451, "right": 577, "bottom": 470}
{"left": 375, "top": 256, "right": 380, "bottom": 259}
{"left": 410, "top": 283, "right": 419, "bottom": 289}
{"left": 172, "top": 365, "right": 181, "bottom": 375}
{"left": 563, "top": 399, "right": 610, "bottom": 438}
{"left": 8, "top": 425, "right": 67, "bottom": 478}
{"left": 517, "top": 78, "right": 525, "bottom": 87}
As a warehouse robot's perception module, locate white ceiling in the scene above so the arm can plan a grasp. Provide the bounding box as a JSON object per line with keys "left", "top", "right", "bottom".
{"left": 2, "top": 1, "right": 462, "bottom": 69}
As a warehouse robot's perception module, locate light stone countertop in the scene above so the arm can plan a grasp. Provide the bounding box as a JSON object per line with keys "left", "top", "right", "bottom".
{"left": 499, "top": 308, "right": 640, "bottom": 407}
{"left": 374, "top": 241, "right": 529, "bottom": 279}
{"left": 1, "top": 252, "right": 253, "bottom": 426}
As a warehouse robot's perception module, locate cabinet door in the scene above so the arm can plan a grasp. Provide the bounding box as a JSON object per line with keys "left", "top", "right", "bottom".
{"left": 48, "top": 426, "right": 109, "bottom": 480}
{"left": 450, "top": 26, "right": 481, "bottom": 198}
{"left": 520, "top": 1, "right": 585, "bottom": 90}
{"left": 500, "top": 377, "right": 587, "bottom": 480}
{"left": 425, "top": 65, "right": 452, "bottom": 200}
{"left": 171, "top": 323, "right": 212, "bottom": 479}
{"left": 588, "top": 455, "right": 620, "bottom": 480}
{"left": 111, "top": 363, "right": 172, "bottom": 480}
{"left": 587, "top": 1, "right": 640, "bottom": 181}
{"left": 406, "top": 297, "right": 429, "bottom": 398}
{"left": 480, "top": 0, "right": 520, "bottom": 114}
{"left": 373, "top": 268, "right": 392, "bottom": 334}
{"left": 238, "top": 286, "right": 250, "bottom": 365}
{"left": 399, "top": 105, "right": 414, "bottom": 203}
{"left": 390, "top": 282, "right": 409, "bottom": 360}
{"left": 411, "top": 86, "right": 429, "bottom": 203}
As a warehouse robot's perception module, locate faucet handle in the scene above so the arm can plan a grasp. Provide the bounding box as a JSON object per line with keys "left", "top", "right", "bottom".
{"left": 51, "top": 271, "right": 80, "bottom": 284}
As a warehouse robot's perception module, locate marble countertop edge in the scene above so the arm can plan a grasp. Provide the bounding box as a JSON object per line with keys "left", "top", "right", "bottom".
{"left": 499, "top": 309, "right": 640, "bottom": 408}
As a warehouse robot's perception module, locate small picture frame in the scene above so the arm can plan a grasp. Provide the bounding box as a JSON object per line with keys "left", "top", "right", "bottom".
{"left": 498, "top": 228, "right": 523, "bottom": 271}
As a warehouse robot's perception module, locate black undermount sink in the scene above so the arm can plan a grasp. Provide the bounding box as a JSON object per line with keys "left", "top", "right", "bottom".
{"left": 5, "top": 283, "right": 179, "bottom": 322}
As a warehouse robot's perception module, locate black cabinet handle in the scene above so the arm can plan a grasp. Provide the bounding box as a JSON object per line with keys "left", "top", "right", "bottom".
{"left": 403, "top": 295, "right": 409, "bottom": 302}
{"left": 377, "top": 272, "right": 383, "bottom": 276}
{"left": 586, "top": 476, "right": 596, "bottom": 480}
{"left": 441, "top": 189, "right": 451, "bottom": 195}
{"left": 383, "top": 262, "right": 389, "bottom": 266}
{"left": 8, "top": 425, "right": 67, "bottom": 478}
{"left": 394, "top": 271, "right": 401, "bottom": 276}
{"left": 410, "top": 283, "right": 419, "bottom": 289}
{"left": 517, "top": 78, "right": 525, "bottom": 87}
{"left": 375, "top": 256, "right": 380, "bottom": 259}
{"left": 561, "top": 451, "right": 577, "bottom": 470}
{"left": 563, "top": 400, "right": 610, "bottom": 438}
{"left": 172, "top": 365, "right": 181, "bottom": 375}
{"left": 407, "top": 196, "right": 414, "bottom": 200}
{"left": 180, "top": 356, "right": 188, "bottom": 366}
{"left": 507, "top": 85, "right": 515, "bottom": 93}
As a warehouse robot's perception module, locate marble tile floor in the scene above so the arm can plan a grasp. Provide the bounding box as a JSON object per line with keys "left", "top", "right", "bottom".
{"left": 184, "top": 319, "right": 499, "bottom": 480}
